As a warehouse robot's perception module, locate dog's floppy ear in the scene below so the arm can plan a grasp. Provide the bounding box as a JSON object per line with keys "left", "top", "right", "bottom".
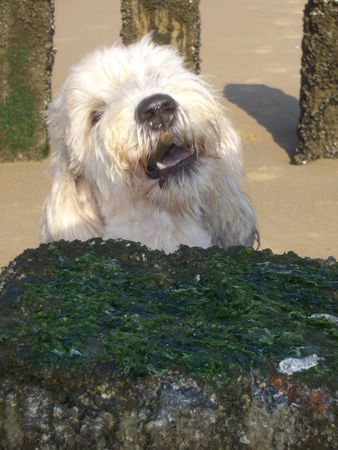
{"left": 40, "top": 167, "right": 103, "bottom": 243}
{"left": 202, "top": 188, "right": 258, "bottom": 248}
{"left": 201, "top": 115, "right": 258, "bottom": 248}
{"left": 41, "top": 91, "right": 104, "bottom": 243}
{"left": 201, "top": 168, "right": 258, "bottom": 248}
{"left": 46, "top": 65, "right": 107, "bottom": 173}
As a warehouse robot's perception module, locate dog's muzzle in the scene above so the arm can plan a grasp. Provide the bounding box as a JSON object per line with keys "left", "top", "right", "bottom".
{"left": 136, "top": 94, "right": 196, "bottom": 188}
{"left": 136, "top": 93, "right": 177, "bottom": 130}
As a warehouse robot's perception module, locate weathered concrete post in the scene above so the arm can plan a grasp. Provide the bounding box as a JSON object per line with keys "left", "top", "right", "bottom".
{"left": 0, "top": 240, "right": 337, "bottom": 448}
{"left": 120, "top": 0, "right": 201, "bottom": 73}
{"left": 0, "top": 0, "right": 54, "bottom": 162}
{"left": 294, "top": 0, "right": 338, "bottom": 164}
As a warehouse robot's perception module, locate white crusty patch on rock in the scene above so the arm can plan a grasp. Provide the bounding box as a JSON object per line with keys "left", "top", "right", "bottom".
{"left": 310, "top": 313, "right": 338, "bottom": 325}
{"left": 278, "top": 354, "right": 321, "bottom": 376}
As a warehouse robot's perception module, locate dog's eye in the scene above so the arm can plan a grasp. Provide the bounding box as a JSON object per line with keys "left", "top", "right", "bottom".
{"left": 90, "top": 109, "right": 104, "bottom": 126}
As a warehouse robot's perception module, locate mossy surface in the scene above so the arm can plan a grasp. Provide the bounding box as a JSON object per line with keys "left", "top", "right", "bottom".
{"left": 0, "top": 240, "right": 337, "bottom": 449}
{"left": 120, "top": 0, "right": 201, "bottom": 73}
{"left": 0, "top": 46, "right": 37, "bottom": 155}
{"left": 1, "top": 240, "right": 337, "bottom": 387}
{"left": 0, "top": 0, "right": 54, "bottom": 161}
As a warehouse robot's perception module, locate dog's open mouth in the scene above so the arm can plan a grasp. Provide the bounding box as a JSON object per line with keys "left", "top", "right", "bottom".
{"left": 146, "top": 132, "right": 196, "bottom": 188}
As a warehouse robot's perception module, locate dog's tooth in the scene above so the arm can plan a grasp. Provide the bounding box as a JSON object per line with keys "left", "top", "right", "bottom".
{"left": 156, "top": 161, "right": 167, "bottom": 170}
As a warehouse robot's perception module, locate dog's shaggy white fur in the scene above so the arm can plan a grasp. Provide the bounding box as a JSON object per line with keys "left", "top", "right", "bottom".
{"left": 41, "top": 37, "right": 257, "bottom": 252}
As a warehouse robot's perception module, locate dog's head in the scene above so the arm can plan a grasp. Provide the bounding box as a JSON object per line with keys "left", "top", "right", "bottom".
{"left": 48, "top": 36, "right": 241, "bottom": 208}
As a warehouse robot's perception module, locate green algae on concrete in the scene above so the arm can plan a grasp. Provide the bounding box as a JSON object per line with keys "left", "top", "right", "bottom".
{"left": 295, "top": 0, "right": 338, "bottom": 164}
{"left": 0, "top": 240, "right": 337, "bottom": 449}
{"left": 120, "top": 0, "right": 201, "bottom": 73}
{"left": 0, "top": 240, "right": 337, "bottom": 382}
{"left": 0, "top": 0, "right": 54, "bottom": 162}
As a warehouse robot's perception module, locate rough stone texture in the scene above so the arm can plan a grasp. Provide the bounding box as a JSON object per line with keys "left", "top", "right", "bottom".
{"left": 0, "top": 0, "right": 54, "bottom": 162}
{"left": 0, "top": 239, "right": 337, "bottom": 449}
{"left": 294, "top": 0, "right": 338, "bottom": 164}
{"left": 120, "top": 0, "right": 201, "bottom": 73}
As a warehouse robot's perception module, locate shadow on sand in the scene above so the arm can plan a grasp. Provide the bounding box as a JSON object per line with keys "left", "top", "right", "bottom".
{"left": 224, "top": 84, "right": 300, "bottom": 160}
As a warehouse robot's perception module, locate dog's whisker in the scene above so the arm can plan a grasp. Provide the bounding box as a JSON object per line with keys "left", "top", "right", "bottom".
{"left": 206, "top": 154, "right": 223, "bottom": 160}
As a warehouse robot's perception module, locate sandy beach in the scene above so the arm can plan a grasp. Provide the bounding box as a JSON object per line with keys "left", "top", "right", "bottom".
{"left": 0, "top": 0, "right": 337, "bottom": 268}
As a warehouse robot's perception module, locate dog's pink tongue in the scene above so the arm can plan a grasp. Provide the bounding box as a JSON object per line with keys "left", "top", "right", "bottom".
{"left": 158, "top": 145, "right": 192, "bottom": 188}
{"left": 160, "top": 145, "right": 191, "bottom": 167}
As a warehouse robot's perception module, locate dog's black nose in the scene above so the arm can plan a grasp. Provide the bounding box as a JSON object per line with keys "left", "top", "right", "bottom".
{"left": 136, "top": 94, "right": 177, "bottom": 130}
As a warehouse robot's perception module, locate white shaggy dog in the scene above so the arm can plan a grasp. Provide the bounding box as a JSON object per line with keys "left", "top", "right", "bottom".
{"left": 41, "top": 37, "right": 257, "bottom": 252}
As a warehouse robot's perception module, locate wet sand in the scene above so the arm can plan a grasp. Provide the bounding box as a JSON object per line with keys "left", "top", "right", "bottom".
{"left": 1, "top": 0, "right": 337, "bottom": 268}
